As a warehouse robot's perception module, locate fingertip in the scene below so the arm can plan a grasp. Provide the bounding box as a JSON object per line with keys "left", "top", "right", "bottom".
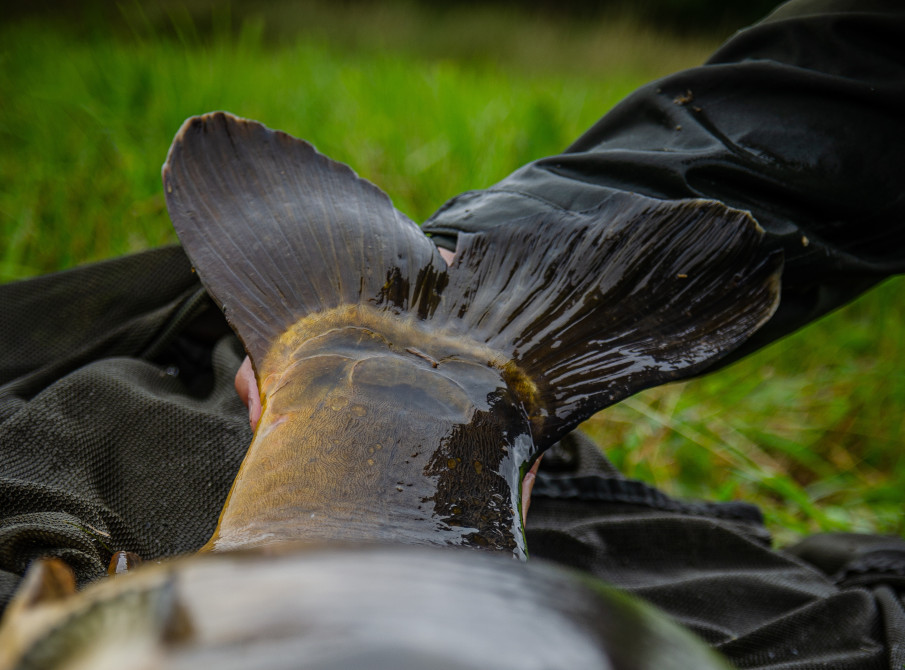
{"left": 521, "top": 455, "right": 543, "bottom": 526}
{"left": 235, "top": 356, "right": 262, "bottom": 431}
{"left": 249, "top": 398, "right": 262, "bottom": 431}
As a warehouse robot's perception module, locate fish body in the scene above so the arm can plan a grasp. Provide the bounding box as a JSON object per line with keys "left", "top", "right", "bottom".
{"left": 0, "top": 545, "right": 734, "bottom": 670}
{"left": 162, "top": 112, "right": 782, "bottom": 557}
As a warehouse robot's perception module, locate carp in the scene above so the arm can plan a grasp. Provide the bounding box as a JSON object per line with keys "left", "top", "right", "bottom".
{"left": 0, "top": 112, "right": 780, "bottom": 668}
{"left": 161, "top": 112, "right": 781, "bottom": 558}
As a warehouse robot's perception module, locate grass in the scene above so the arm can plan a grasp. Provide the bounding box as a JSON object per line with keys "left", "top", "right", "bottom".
{"left": 2, "top": 1, "right": 901, "bottom": 545}
{"left": 582, "top": 281, "right": 905, "bottom": 545}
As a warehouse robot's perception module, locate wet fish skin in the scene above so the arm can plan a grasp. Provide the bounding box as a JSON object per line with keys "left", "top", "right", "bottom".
{"left": 206, "top": 307, "right": 535, "bottom": 556}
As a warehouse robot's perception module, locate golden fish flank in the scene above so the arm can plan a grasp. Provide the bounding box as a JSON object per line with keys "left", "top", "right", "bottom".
{"left": 163, "top": 112, "right": 782, "bottom": 557}
{"left": 210, "top": 307, "right": 536, "bottom": 556}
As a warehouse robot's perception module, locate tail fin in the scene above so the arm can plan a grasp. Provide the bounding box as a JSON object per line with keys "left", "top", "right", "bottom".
{"left": 162, "top": 112, "right": 446, "bottom": 379}
{"left": 439, "top": 196, "right": 782, "bottom": 444}
{"left": 163, "top": 112, "right": 781, "bottom": 447}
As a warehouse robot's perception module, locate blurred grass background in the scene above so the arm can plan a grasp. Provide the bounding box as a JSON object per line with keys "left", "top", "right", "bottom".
{"left": 2, "top": 1, "right": 901, "bottom": 545}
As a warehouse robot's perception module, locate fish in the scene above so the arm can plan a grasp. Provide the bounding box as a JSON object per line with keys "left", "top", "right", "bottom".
{"left": 0, "top": 544, "right": 734, "bottom": 670}
{"left": 161, "top": 111, "right": 782, "bottom": 559}
{"left": 0, "top": 112, "right": 778, "bottom": 669}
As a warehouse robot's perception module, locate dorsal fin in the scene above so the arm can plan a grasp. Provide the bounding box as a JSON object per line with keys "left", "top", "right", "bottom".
{"left": 162, "top": 112, "right": 446, "bottom": 379}
{"left": 440, "top": 197, "right": 782, "bottom": 444}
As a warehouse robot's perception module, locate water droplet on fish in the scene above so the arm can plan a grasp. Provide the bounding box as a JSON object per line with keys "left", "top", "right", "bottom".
{"left": 351, "top": 404, "right": 367, "bottom": 417}
{"left": 367, "top": 458, "right": 375, "bottom": 466}
{"left": 329, "top": 396, "right": 349, "bottom": 411}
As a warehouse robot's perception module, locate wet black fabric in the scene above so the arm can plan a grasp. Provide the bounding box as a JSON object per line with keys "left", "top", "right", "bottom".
{"left": 0, "top": 247, "right": 252, "bottom": 605}
{"left": 422, "top": 0, "right": 905, "bottom": 367}
{"left": 2, "top": 0, "right": 905, "bottom": 668}
{"left": 528, "top": 436, "right": 905, "bottom": 670}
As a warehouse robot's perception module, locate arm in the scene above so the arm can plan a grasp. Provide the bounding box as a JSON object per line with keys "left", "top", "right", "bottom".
{"left": 424, "top": 0, "right": 905, "bottom": 366}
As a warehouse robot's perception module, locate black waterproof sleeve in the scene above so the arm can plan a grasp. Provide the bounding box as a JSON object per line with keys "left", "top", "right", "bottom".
{"left": 423, "top": 0, "right": 905, "bottom": 363}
